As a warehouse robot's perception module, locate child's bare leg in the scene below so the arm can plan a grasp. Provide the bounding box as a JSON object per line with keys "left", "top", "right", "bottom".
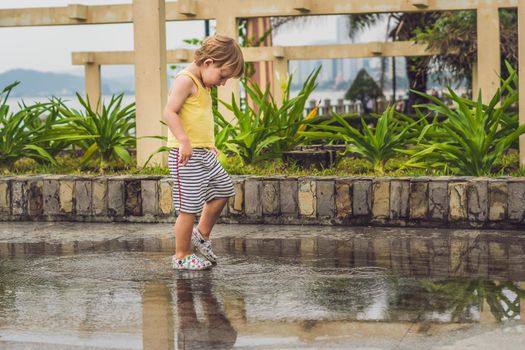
{"left": 175, "top": 212, "right": 196, "bottom": 259}
{"left": 197, "top": 198, "right": 228, "bottom": 239}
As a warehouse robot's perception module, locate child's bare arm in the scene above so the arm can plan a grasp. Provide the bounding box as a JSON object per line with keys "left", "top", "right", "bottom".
{"left": 164, "top": 75, "right": 195, "bottom": 165}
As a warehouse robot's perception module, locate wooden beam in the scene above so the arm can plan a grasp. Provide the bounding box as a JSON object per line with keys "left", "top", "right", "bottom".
{"left": 227, "top": 319, "right": 475, "bottom": 338}
{"left": 0, "top": 0, "right": 519, "bottom": 27}
{"left": 177, "top": 0, "right": 197, "bottom": 17}
{"left": 221, "top": 0, "right": 519, "bottom": 16}
{"left": 292, "top": 0, "right": 311, "bottom": 13}
{"left": 0, "top": 4, "right": 132, "bottom": 27}
{"left": 245, "top": 42, "right": 438, "bottom": 61}
{"left": 72, "top": 42, "right": 438, "bottom": 65}
{"left": 411, "top": 0, "right": 430, "bottom": 9}
{"left": 72, "top": 51, "right": 135, "bottom": 65}
{"left": 67, "top": 4, "right": 88, "bottom": 20}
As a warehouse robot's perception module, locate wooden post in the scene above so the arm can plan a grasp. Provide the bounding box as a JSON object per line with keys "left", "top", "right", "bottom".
{"left": 519, "top": 0, "right": 525, "bottom": 166}
{"left": 476, "top": 6, "right": 501, "bottom": 103}
{"left": 215, "top": 14, "right": 240, "bottom": 122}
{"left": 142, "top": 282, "right": 174, "bottom": 349}
{"left": 132, "top": 0, "right": 167, "bottom": 167}
{"left": 479, "top": 299, "right": 497, "bottom": 324}
{"left": 84, "top": 63, "right": 101, "bottom": 108}
{"left": 471, "top": 61, "right": 479, "bottom": 99}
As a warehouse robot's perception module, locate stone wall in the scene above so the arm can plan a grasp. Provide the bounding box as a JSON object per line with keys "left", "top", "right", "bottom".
{"left": 0, "top": 175, "right": 524, "bottom": 228}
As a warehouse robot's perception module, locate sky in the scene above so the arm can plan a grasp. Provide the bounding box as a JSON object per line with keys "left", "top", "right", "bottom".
{"left": 0, "top": 1, "right": 385, "bottom": 76}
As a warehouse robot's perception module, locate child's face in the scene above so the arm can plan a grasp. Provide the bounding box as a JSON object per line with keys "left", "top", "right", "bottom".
{"left": 201, "top": 59, "right": 232, "bottom": 88}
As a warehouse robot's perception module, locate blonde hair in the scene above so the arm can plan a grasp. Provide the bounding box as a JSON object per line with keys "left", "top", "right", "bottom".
{"left": 194, "top": 35, "right": 244, "bottom": 78}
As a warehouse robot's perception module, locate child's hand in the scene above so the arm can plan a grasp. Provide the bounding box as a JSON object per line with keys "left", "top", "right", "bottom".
{"left": 178, "top": 142, "right": 192, "bottom": 166}
{"left": 211, "top": 147, "right": 220, "bottom": 157}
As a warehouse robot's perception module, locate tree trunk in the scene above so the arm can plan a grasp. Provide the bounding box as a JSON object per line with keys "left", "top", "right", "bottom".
{"left": 405, "top": 56, "right": 428, "bottom": 114}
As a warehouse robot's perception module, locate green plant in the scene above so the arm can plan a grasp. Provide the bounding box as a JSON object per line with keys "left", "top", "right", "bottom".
{"left": 345, "top": 68, "right": 383, "bottom": 114}
{"left": 420, "top": 279, "right": 525, "bottom": 322}
{"left": 56, "top": 93, "right": 136, "bottom": 169}
{"left": 215, "top": 92, "right": 284, "bottom": 164}
{"left": 402, "top": 66, "right": 525, "bottom": 176}
{"left": 301, "top": 106, "right": 420, "bottom": 174}
{"left": 216, "top": 67, "right": 321, "bottom": 164}
{"left": 415, "top": 9, "right": 518, "bottom": 88}
{"left": 0, "top": 82, "right": 90, "bottom": 168}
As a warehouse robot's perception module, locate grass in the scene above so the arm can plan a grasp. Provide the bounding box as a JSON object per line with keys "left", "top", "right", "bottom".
{"left": 1, "top": 151, "right": 523, "bottom": 177}
{"left": 221, "top": 154, "right": 445, "bottom": 177}
{"left": 0, "top": 154, "right": 169, "bottom": 176}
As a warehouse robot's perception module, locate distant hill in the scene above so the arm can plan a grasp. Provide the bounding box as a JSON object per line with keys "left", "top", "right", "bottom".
{"left": 0, "top": 69, "right": 134, "bottom": 97}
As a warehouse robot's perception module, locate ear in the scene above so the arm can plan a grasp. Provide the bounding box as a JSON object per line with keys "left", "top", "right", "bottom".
{"left": 203, "top": 58, "right": 214, "bottom": 67}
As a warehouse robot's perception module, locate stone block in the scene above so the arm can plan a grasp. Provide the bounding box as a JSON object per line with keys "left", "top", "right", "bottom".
{"left": 281, "top": 238, "right": 300, "bottom": 256}
{"left": 299, "top": 237, "right": 317, "bottom": 257}
{"left": 317, "top": 180, "right": 335, "bottom": 218}
{"left": 352, "top": 180, "right": 371, "bottom": 216}
{"left": 0, "top": 178, "right": 11, "bottom": 216}
{"left": 372, "top": 179, "right": 390, "bottom": 219}
{"left": 508, "top": 242, "right": 525, "bottom": 281}
{"left": 409, "top": 238, "right": 430, "bottom": 277}
{"left": 467, "top": 180, "right": 488, "bottom": 222}
{"left": 125, "top": 179, "right": 142, "bottom": 216}
{"left": 409, "top": 180, "right": 428, "bottom": 219}
{"left": 141, "top": 179, "right": 158, "bottom": 216}
{"left": 429, "top": 238, "right": 450, "bottom": 278}
{"left": 508, "top": 181, "right": 525, "bottom": 222}
{"left": 280, "top": 178, "right": 298, "bottom": 215}
{"left": 298, "top": 178, "right": 316, "bottom": 217}
{"left": 59, "top": 180, "right": 75, "bottom": 214}
{"left": 372, "top": 238, "right": 391, "bottom": 269}
{"left": 335, "top": 179, "right": 352, "bottom": 219}
{"left": 262, "top": 180, "right": 280, "bottom": 215}
{"left": 390, "top": 238, "right": 410, "bottom": 276}
{"left": 11, "top": 178, "right": 28, "bottom": 216}
{"left": 466, "top": 239, "right": 488, "bottom": 278}
{"left": 107, "top": 179, "right": 125, "bottom": 217}
{"left": 450, "top": 238, "right": 468, "bottom": 277}
{"left": 428, "top": 181, "right": 448, "bottom": 221}
{"left": 75, "top": 179, "right": 92, "bottom": 216}
{"left": 228, "top": 178, "right": 244, "bottom": 215}
{"left": 92, "top": 178, "right": 108, "bottom": 216}
{"left": 245, "top": 178, "right": 262, "bottom": 217}
{"left": 43, "top": 178, "right": 60, "bottom": 215}
{"left": 390, "top": 180, "right": 409, "bottom": 219}
{"left": 354, "top": 238, "right": 372, "bottom": 267}
{"left": 159, "top": 178, "right": 173, "bottom": 215}
{"left": 27, "top": 178, "right": 43, "bottom": 217}
{"left": 488, "top": 241, "right": 508, "bottom": 280}
{"left": 448, "top": 182, "right": 468, "bottom": 221}
{"left": 488, "top": 181, "right": 507, "bottom": 221}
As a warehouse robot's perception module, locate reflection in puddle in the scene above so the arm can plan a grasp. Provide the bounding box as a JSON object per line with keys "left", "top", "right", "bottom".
{"left": 175, "top": 275, "right": 237, "bottom": 349}
{"left": 0, "top": 230, "right": 524, "bottom": 349}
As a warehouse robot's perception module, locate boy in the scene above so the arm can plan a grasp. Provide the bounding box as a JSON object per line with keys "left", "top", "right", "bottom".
{"left": 164, "top": 35, "right": 244, "bottom": 270}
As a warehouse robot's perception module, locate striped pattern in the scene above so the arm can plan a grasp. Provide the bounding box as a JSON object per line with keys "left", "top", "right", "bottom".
{"left": 168, "top": 148, "right": 235, "bottom": 214}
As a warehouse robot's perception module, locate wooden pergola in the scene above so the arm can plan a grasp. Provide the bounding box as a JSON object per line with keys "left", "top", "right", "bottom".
{"left": 1, "top": 0, "right": 524, "bottom": 167}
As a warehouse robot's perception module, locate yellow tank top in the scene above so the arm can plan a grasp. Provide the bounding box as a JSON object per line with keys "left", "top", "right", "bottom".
{"left": 166, "top": 70, "right": 215, "bottom": 148}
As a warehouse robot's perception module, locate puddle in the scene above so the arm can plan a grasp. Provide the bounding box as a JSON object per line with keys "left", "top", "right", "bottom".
{"left": 0, "top": 223, "right": 524, "bottom": 349}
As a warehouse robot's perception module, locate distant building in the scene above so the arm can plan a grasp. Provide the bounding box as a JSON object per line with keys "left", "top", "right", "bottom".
{"left": 288, "top": 16, "right": 406, "bottom": 90}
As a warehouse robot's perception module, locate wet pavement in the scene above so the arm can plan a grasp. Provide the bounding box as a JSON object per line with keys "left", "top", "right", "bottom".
{"left": 0, "top": 222, "right": 524, "bottom": 349}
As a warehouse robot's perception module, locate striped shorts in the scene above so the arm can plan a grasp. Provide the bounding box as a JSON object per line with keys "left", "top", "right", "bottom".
{"left": 168, "top": 148, "right": 235, "bottom": 214}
